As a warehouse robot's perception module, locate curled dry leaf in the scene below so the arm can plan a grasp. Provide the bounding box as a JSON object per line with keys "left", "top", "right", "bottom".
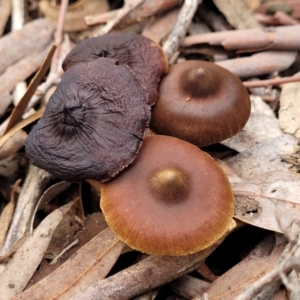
{"left": 279, "top": 71, "right": 300, "bottom": 139}
{"left": 29, "top": 181, "right": 72, "bottom": 233}
{"left": 0, "top": 200, "right": 76, "bottom": 300}
{"left": 12, "top": 228, "right": 124, "bottom": 300}
{"left": 201, "top": 235, "right": 286, "bottom": 300}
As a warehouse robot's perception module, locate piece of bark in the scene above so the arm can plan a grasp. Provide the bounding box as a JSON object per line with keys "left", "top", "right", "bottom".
{"left": 182, "top": 25, "right": 300, "bottom": 52}
{"left": 216, "top": 51, "right": 297, "bottom": 78}
{"left": 0, "top": 46, "right": 52, "bottom": 115}
{"left": 0, "top": 18, "right": 53, "bottom": 75}
{"left": 213, "top": 0, "right": 260, "bottom": 29}
{"left": 0, "top": 0, "right": 11, "bottom": 36}
{"left": 85, "top": 0, "right": 183, "bottom": 27}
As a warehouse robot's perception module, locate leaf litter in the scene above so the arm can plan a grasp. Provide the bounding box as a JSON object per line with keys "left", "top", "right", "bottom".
{"left": 1, "top": 0, "right": 300, "bottom": 299}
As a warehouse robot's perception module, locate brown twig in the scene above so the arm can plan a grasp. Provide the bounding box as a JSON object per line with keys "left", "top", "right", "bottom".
{"left": 243, "top": 76, "right": 300, "bottom": 88}
{"left": 98, "top": 0, "right": 147, "bottom": 35}
{"left": 27, "top": 0, "right": 69, "bottom": 111}
{"left": 163, "top": 0, "right": 199, "bottom": 61}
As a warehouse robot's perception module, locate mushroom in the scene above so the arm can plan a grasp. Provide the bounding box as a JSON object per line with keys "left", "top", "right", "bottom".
{"left": 100, "top": 135, "right": 234, "bottom": 256}
{"left": 25, "top": 58, "right": 150, "bottom": 182}
{"left": 62, "top": 33, "right": 168, "bottom": 106}
{"left": 150, "top": 60, "right": 251, "bottom": 147}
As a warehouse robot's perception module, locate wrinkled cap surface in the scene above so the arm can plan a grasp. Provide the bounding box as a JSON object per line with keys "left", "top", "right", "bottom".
{"left": 62, "top": 33, "right": 168, "bottom": 105}
{"left": 101, "top": 135, "right": 234, "bottom": 256}
{"left": 25, "top": 58, "right": 150, "bottom": 182}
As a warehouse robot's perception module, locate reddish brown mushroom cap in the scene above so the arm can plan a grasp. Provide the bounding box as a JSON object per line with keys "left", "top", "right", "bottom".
{"left": 101, "top": 135, "right": 234, "bottom": 256}
{"left": 25, "top": 58, "right": 150, "bottom": 182}
{"left": 62, "top": 33, "right": 168, "bottom": 106}
{"left": 150, "top": 60, "right": 251, "bottom": 147}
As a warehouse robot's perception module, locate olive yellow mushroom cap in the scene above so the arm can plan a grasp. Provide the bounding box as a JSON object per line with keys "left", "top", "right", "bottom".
{"left": 100, "top": 135, "right": 234, "bottom": 256}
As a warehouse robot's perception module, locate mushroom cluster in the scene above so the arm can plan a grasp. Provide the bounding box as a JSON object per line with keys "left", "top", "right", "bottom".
{"left": 25, "top": 33, "right": 251, "bottom": 256}
{"left": 26, "top": 33, "right": 168, "bottom": 182}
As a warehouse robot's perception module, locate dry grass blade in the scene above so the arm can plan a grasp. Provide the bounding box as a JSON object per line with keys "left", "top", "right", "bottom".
{"left": 12, "top": 228, "right": 124, "bottom": 300}
{"left": 0, "top": 200, "right": 76, "bottom": 300}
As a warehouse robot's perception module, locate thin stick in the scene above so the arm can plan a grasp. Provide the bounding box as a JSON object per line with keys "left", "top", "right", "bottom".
{"left": 27, "top": 0, "right": 69, "bottom": 110}
{"left": 99, "top": 0, "right": 147, "bottom": 35}
{"left": 243, "top": 76, "right": 300, "bottom": 88}
{"left": 162, "top": 0, "right": 199, "bottom": 61}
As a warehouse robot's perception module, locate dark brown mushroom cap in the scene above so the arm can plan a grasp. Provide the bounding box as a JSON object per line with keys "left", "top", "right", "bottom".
{"left": 62, "top": 33, "right": 168, "bottom": 106}
{"left": 25, "top": 58, "right": 150, "bottom": 182}
{"left": 101, "top": 135, "right": 234, "bottom": 256}
{"left": 150, "top": 60, "right": 251, "bottom": 147}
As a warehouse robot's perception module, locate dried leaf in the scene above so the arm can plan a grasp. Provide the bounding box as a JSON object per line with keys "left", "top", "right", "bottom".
{"left": 213, "top": 0, "right": 260, "bottom": 29}
{"left": 0, "top": 201, "right": 76, "bottom": 300}
{"left": 225, "top": 134, "right": 296, "bottom": 178}
{"left": 0, "top": 130, "right": 27, "bottom": 160}
{"left": 0, "top": 180, "right": 20, "bottom": 251}
{"left": 234, "top": 191, "right": 300, "bottom": 233}
{"left": 222, "top": 96, "right": 282, "bottom": 152}
{"left": 0, "top": 108, "right": 45, "bottom": 148}
{"left": 12, "top": 228, "right": 124, "bottom": 300}
{"left": 202, "top": 236, "right": 285, "bottom": 299}
{"left": 70, "top": 223, "right": 236, "bottom": 300}
{"left": 3, "top": 45, "right": 56, "bottom": 134}
{"left": 27, "top": 213, "right": 109, "bottom": 287}
{"left": 221, "top": 166, "right": 300, "bottom": 232}
{"left": 279, "top": 71, "right": 300, "bottom": 139}
{"left": 29, "top": 181, "right": 72, "bottom": 233}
